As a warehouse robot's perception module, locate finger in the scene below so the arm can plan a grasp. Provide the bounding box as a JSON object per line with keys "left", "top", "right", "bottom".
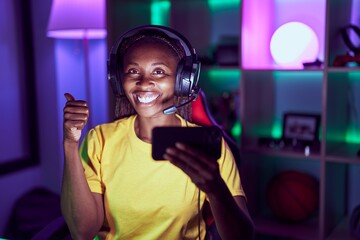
{"left": 64, "top": 112, "right": 88, "bottom": 121}
{"left": 64, "top": 120, "right": 87, "bottom": 128}
{"left": 64, "top": 105, "right": 89, "bottom": 115}
{"left": 165, "top": 149, "right": 212, "bottom": 190}
{"left": 64, "top": 93, "right": 75, "bottom": 101}
{"left": 168, "top": 147, "right": 200, "bottom": 168}
{"left": 164, "top": 150, "right": 193, "bottom": 175}
{"left": 164, "top": 147, "right": 222, "bottom": 193}
{"left": 167, "top": 144, "right": 220, "bottom": 178}
{"left": 165, "top": 146, "right": 207, "bottom": 175}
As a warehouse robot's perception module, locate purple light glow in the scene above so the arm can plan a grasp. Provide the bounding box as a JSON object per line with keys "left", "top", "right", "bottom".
{"left": 242, "top": 0, "right": 326, "bottom": 69}
{"left": 47, "top": 0, "right": 107, "bottom": 39}
{"left": 242, "top": 0, "right": 274, "bottom": 69}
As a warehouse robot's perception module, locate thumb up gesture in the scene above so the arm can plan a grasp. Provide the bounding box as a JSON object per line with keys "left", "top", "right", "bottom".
{"left": 63, "top": 93, "right": 89, "bottom": 143}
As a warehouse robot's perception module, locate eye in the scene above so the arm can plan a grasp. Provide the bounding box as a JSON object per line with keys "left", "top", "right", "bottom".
{"left": 127, "top": 69, "right": 139, "bottom": 75}
{"left": 153, "top": 69, "right": 165, "bottom": 76}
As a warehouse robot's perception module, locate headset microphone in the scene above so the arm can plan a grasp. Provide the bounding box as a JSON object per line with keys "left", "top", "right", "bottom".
{"left": 163, "top": 87, "right": 201, "bottom": 115}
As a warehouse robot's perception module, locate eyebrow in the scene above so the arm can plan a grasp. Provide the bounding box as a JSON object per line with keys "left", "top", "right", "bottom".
{"left": 125, "top": 61, "right": 171, "bottom": 68}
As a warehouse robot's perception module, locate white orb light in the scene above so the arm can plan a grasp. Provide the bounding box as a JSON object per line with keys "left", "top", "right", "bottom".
{"left": 270, "top": 22, "right": 319, "bottom": 68}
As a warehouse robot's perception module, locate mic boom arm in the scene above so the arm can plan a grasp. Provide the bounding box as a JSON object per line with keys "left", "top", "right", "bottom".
{"left": 163, "top": 86, "right": 201, "bottom": 115}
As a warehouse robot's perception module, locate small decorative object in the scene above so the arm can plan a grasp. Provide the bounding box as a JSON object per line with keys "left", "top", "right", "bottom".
{"left": 266, "top": 170, "right": 319, "bottom": 223}
{"left": 282, "top": 112, "right": 321, "bottom": 147}
{"left": 333, "top": 24, "right": 360, "bottom": 67}
{"left": 258, "top": 112, "right": 321, "bottom": 153}
{"left": 333, "top": 52, "right": 360, "bottom": 67}
{"left": 270, "top": 22, "right": 319, "bottom": 68}
{"left": 341, "top": 24, "right": 360, "bottom": 54}
{"left": 303, "top": 58, "right": 323, "bottom": 69}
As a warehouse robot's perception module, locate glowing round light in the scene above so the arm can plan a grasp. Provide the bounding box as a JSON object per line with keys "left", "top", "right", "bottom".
{"left": 270, "top": 22, "right": 319, "bottom": 68}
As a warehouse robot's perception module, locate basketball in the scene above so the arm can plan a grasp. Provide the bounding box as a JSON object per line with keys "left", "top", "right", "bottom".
{"left": 266, "top": 170, "right": 319, "bottom": 222}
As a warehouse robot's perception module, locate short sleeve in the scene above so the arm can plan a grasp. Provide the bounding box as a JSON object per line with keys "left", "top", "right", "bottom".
{"left": 218, "top": 139, "right": 245, "bottom": 197}
{"left": 79, "top": 128, "right": 104, "bottom": 194}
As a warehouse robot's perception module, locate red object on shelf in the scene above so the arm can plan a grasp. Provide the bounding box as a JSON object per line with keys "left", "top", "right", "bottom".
{"left": 266, "top": 170, "right": 319, "bottom": 223}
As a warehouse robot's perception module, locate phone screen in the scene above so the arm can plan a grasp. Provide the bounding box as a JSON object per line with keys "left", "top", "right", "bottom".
{"left": 151, "top": 126, "right": 222, "bottom": 160}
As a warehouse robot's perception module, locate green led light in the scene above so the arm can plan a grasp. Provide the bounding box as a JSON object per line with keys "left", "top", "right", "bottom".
{"left": 201, "top": 69, "right": 240, "bottom": 96}
{"left": 206, "top": 69, "right": 241, "bottom": 90}
{"left": 273, "top": 71, "right": 323, "bottom": 80}
{"left": 208, "top": 0, "right": 240, "bottom": 10}
{"left": 348, "top": 72, "right": 360, "bottom": 78}
{"left": 347, "top": 72, "right": 360, "bottom": 143}
{"left": 271, "top": 120, "right": 282, "bottom": 138}
{"left": 207, "top": 69, "right": 241, "bottom": 79}
{"left": 346, "top": 128, "right": 360, "bottom": 143}
{"left": 231, "top": 121, "right": 242, "bottom": 140}
{"left": 151, "top": 1, "right": 171, "bottom": 26}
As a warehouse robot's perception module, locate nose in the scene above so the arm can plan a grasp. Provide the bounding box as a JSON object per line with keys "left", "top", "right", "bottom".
{"left": 136, "top": 75, "right": 155, "bottom": 90}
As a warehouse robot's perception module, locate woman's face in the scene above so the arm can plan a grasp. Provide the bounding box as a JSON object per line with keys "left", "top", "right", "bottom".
{"left": 122, "top": 40, "right": 178, "bottom": 118}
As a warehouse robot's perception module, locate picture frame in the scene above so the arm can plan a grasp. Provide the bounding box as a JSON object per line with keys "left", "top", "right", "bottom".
{"left": 0, "top": 1, "right": 39, "bottom": 175}
{"left": 282, "top": 112, "right": 321, "bottom": 144}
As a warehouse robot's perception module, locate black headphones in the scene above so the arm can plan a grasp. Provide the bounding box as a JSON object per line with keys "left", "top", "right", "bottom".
{"left": 341, "top": 24, "right": 360, "bottom": 54}
{"left": 108, "top": 25, "right": 201, "bottom": 98}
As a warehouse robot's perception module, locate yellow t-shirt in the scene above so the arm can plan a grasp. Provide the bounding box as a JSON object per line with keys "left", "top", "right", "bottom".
{"left": 80, "top": 114, "right": 244, "bottom": 240}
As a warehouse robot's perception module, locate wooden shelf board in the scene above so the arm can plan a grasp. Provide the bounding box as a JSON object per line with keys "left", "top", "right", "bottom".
{"left": 326, "top": 217, "right": 356, "bottom": 240}
{"left": 254, "top": 216, "right": 319, "bottom": 240}
{"left": 242, "top": 146, "right": 321, "bottom": 161}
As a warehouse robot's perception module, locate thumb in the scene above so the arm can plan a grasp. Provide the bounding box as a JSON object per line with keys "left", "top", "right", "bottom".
{"left": 64, "top": 93, "right": 75, "bottom": 101}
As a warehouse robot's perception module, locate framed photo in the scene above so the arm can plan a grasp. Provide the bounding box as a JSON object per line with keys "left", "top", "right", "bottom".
{"left": 282, "top": 112, "right": 321, "bottom": 143}
{"left": 0, "top": 1, "right": 39, "bottom": 175}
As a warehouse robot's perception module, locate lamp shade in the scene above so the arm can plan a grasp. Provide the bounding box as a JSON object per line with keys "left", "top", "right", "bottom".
{"left": 47, "top": 0, "right": 107, "bottom": 39}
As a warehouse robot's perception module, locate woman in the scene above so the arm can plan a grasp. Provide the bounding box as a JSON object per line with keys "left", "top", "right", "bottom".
{"left": 62, "top": 25, "right": 254, "bottom": 240}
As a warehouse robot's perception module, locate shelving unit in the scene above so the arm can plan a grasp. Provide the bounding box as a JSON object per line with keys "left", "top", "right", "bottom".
{"left": 239, "top": 0, "right": 360, "bottom": 239}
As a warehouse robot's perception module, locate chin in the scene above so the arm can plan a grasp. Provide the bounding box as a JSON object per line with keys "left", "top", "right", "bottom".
{"left": 136, "top": 108, "right": 166, "bottom": 118}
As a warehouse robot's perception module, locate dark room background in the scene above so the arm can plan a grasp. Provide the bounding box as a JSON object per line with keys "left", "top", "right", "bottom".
{"left": 1, "top": 0, "right": 360, "bottom": 239}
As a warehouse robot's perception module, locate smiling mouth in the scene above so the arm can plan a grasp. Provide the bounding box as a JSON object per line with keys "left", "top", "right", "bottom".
{"left": 137, "top": 94, "right": 159, "bottom": 103}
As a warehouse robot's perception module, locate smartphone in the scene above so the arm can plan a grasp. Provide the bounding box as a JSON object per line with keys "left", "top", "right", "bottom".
{"left": 151, "top": 126, "right": 222, "bottom": 160}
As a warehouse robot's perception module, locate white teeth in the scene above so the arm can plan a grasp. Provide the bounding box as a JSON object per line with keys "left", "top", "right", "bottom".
{"left": 137, "top": 95, "right": 158, "bottom": 103}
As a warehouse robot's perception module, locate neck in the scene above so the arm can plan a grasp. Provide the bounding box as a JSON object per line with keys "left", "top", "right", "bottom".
{"left": 135, "top": 114, "right": 181, "bottom": 143}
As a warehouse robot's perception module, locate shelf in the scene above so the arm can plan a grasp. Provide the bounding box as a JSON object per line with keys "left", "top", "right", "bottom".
{"left": 201, "top": 65, "right": 240, "bottom": 70}
{"left": 326, "top": 142, "right": 360, "bottom": 163}
{"left": 327, "top": 67, "right": 360, "bottom": 72}
{"left": 254, "top": 216, "right": 319, "bottom": 240}
{"left": 239, "top": 0, "right": 360, "bottom": 239}
{"left": 242, "top": 68, "right": 325, "bottom": 73}
{"left": 243, "top": 146, "right": 321, "bottom": 161}
{"left": 326, "top": 217, "right": 357, "bottom": 240}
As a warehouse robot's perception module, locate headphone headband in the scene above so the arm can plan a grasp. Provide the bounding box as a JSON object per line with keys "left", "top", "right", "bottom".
{"left": 108, "top": 25, "right": 200, "bottom": 97}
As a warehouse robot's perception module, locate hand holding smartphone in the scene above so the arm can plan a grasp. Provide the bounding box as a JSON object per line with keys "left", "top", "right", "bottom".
{"left": 151, "top": 126, "right": 222, "bottom": 160}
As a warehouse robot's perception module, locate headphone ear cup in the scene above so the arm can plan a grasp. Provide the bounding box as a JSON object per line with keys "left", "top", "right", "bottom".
{"left": 175, "top": 57, "right": 199, "bottom": 97}
{"left": 108, "top": 54, "right": 123, "bottom": 96}
{"left": 341, "top": 24, "right": 360, "bottom": 54}
{"left": 175, "top": 59, "right": 187, "bottom": 96}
